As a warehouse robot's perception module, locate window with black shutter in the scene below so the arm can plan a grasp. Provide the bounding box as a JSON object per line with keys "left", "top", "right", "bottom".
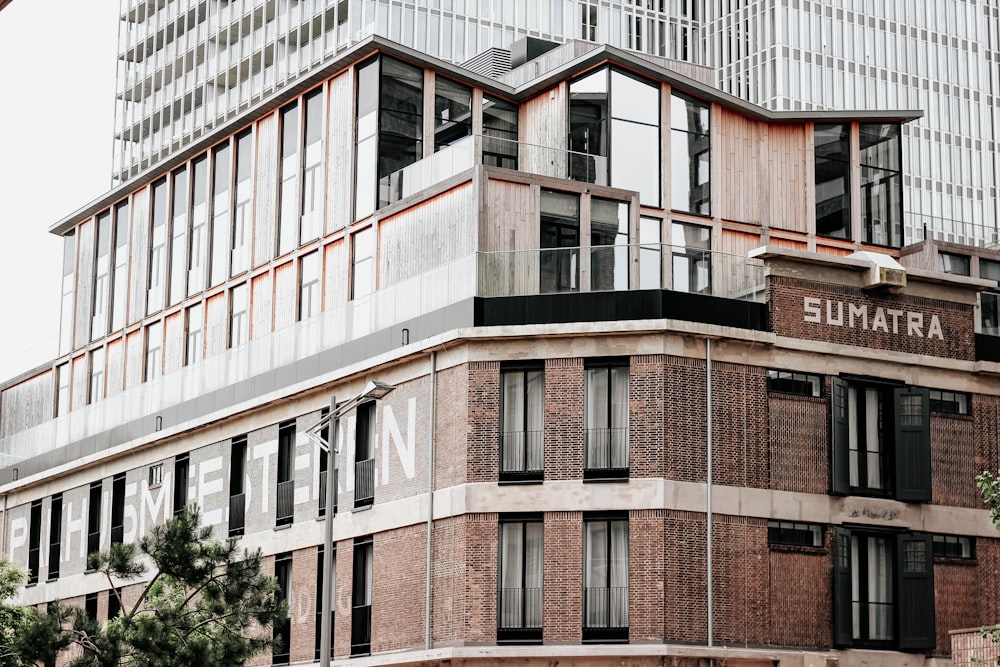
{"left": 830, "top": 377, "right": 930, "bottom": 502}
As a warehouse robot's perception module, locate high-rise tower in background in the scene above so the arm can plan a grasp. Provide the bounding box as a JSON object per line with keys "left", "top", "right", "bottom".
{"left": 115, "top": 1, "right": 998, "bottom": 246}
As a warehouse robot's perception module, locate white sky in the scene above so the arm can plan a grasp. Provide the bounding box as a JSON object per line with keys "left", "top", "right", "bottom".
{"left": 0, "top": 1, "right": 120, "bottom": 381}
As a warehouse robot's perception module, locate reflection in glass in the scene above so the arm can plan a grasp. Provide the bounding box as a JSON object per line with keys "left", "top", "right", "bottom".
{"left": 352, "top": 227, "right": 376, "bottom": 298}
{"left": 610, "top": 71, "right": 660, "bottom": 206}
{"left": 354, "top": 59, "right": 379, "bottom": 220}
{"left": 299, "top": 251, "right": 321, "bottom": 320}
{"left": 671, "top": 222, "right": 711, "bottom": 294}
{"left": 378, "top": 58, "right": 424, "bottom": 209}
{"left": 981, "top": 260, "right": 1000, "bottom": 336}
{"left": 169, "top": 167, "right": 188, "bottom": 306}
{"left": 671, "top": 92, "right": 710, "bottom": 215}
{"left": 188, "top": 156, "right": 208, "bottom": 295}
{"left": 111, "top": 201, "right": 130, "bottom": 331}
{"left": 147, "top": 179, "right": 169, "bottom": 314}
{"left": 232, "top": 130, "right": 253, "bottom": 275}
{"left": 92, "top": 212, "right": 111, "bottom": 340}
{"left": 301, "top": 89, "right": 324, "bottom": 243}
{"left": 483, "top": 95, "right": 518, "bottom": 169}
{"left": 639, "top": 217, "right": 661, "bottom": 289}
{"left": 210, "top": 143, "right": 231, "bottom": 287}
{"left": 279, "top": 101, "right": 300, "bottom": 253}
{"left": 860, "top": 124, "right": 902, "bottom": 247}
{"left": 815, "top": 123, "right": 851, "bottom": 239}
{"left": 540, "top": 190, "right": 579, "bottom": 293}
{"left": 568, "top": 69, "right": 608, "bottom": 184}
{"left": 591, "top": 198, "right": 628, "bottom": 291}
{"left": 434, "top": 77, "right": 472, "bottom": 151}
{"left": 229, "top": 284, "right": 249, "bottom": 349}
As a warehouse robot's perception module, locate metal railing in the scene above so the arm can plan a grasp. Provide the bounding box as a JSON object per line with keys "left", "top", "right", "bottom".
{"left": 275, "top": 480, "right": 294, "bottom": 525}
{"left": 228, "top": 492, "right": 245, "bottom": 536}
{"left": 584, "top": 428, "right": 629, "bottom": 473}
{"left": 911, "top": 211, "right": 1000, "bottom": 249}
{"left": 583, "top": 586, "right": 629, "bottom": 630}
{"left": 498, "top": 587, "right": 543, "bottom": 630}
{"left": 354, "top": 458, "right": 375, "bottom": 507}
{"left": 500, "top": 431, "right": 544, "bottom": 476}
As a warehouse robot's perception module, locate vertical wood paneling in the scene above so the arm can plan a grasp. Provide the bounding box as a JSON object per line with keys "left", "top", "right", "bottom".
{"left": 251, "top": 273, "right": 273, "bottom": 339}
{"left": 128, "top": 189, "right": 150, "bottom": 325}
{"left": 717, "top": 108, "right": 763, "bottom": 225}
{"left": 323, "top": 239, "right": 348, "bottom": 311}
{"left": 327, "top": 70, "right": 354, "bottom": 233}
{"left": 769, "top": 236, "right": 808, "bottom": 251}
{"left": 423, "top": 70, "right": 436, "bottom": 158}
{"left": 73, "top": 219, "right": 95, "bottom": 350}
{"left": 106, "top": 338, "right": 124, "bottom": 397}
{"left": 720, "top": 229, "right": 764, "bottom": 258}
{"left": 273, "top": 260, "right": 297, "bottom": 330}
{"left": 0, "top": 370, "right": 53, "bottom": 438}
{"left": 124, "top": 330, "right": 144, "bottom": 390}
{"left": 163, "top": 311, "right": 185, "bottom": 374}
{"left": 379, "top": 183, "right": 475, "bottom": 287}
{"left": 481, "top": 179, "right": 538, "bottom": 252}
{"left": 254, "top": 112, "right": 278, "bottom": 267}
{"left": 205, "top": 292, "right": 228, "bottom": 358}
{"left": 520, "top": 84, "right": 567, "bottom": 179}
{"left": 71, "top": 354, "right": 88, "bottom": 412}
{"left": 768, "top": 124, "right": 809, "bottom": 232}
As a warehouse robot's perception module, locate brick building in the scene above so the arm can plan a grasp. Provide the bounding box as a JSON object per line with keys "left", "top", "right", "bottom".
{"left": 3, "top": 36, "right": 1000, "bottom": 667}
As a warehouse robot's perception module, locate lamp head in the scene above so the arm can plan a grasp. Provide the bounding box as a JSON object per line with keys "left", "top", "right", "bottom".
{"left": 358, "top": 380, "right": 395, "bottom": 401}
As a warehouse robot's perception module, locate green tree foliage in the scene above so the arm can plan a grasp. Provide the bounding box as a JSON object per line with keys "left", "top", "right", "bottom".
{"left": 33, "top": 506, "right": 286, "bottom": 667}
{"left": 976, "top": 471, "right": 1000, "bottom": 664}
{"left": 0, "top": 559, "right": 71, "bottom": 667}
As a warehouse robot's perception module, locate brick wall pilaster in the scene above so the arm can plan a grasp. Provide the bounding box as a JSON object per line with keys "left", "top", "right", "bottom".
{"left": 543, "top": 511, "right": 582, "bottom": 643}
{"left": 545, "top": 359, "right": 584, "bottom": 481}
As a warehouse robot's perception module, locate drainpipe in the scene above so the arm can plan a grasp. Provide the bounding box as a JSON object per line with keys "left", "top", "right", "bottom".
{"left": 424, "top": 351, "right": 437, "bottom": 650}
{"left": 706, "top": 338, "right": 713, "bottom": 647}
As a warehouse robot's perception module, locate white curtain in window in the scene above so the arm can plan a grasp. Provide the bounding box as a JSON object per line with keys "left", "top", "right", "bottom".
{"left": 499, "top": 522, "right": 525, "bottom": 627}
{"left": 524, "top": 522, "right": 543, "bottom": 627}
{"left": 502, "top": 373, "right": 525, "bottom": 471}
{"left": 584, "top": 520, "right": 608, "bottom": 627}
{"left": 867, "top": 536, "right": 892, "bottom": 640}
{"left": 609, "top": 519, "right": 629, "bottom": 627}
{"left": 610, "top": 367, "right": 629, "bottom": 468}
{"left": 848, "top": 386, "right": 859, "bottom": 487}
{"left": 865, "top": 389, "right": 883, "bottom": 489}
{"left": 525, "top": 371, "right": 544, "bottom": 471}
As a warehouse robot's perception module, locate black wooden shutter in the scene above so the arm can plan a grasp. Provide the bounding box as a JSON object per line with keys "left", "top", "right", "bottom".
{"left": 833, "top": 527, "right": 854, "bottom": 648}
{"left": 831, "top": 377, "right": 850, "bottom": 495}
{"left": 897, "top": 532, "right": 935, "bottom": 650}
{"left": 894, "top": 387, "right": 931, "bottom": 502}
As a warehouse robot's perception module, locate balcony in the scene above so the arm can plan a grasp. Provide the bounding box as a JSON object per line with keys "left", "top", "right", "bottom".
{"left": 500, "top": 430, "right": 543, "bottom": 482}
{"left": 497, "top": 587, "right": 542, "bottom": 642}
{"left": 354, "top": 458, "right": 375, "bottom": 508}
{"left": 275, "top": 479, "right": 294, "bottom": 526}
{"left": 584, "top": 427, "right": 629, "bottom": 480}
{"left": 229, "top": 492, "right": 245, "bottom": 536}
{"left": 583, "top": 586, "right": 628, "bottom": 641}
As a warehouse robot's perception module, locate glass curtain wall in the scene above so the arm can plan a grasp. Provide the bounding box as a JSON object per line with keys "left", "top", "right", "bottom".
{"left": 670, "top": 92, "right": 710, "bottom": 215}
{"left": 483, "top": 95, "right": 518, "bottom": 168}
{"left": 610, "top": 70, "right": 660, "bottom": 206}
{"left": 815, "top": 123, "right": 851, "bottom": 239}
{"left": 568, "top": 69, "right": 609, "bottom": 185}
{"left": 860, "top": 123, "right": 903, "bottom": 247}
{"left": 434, "top": 77, "right": 473, "bottom": 150}
{"left": 301, "top": 89, "right": 325, "bottom": 244}
{"left": 670, "top": 222, "right": 711, "bottom": 293}
{"left": 590, "top": 198, "right": 629, "bottom": 291}
{"left": 540, "top": 190, "right": 580, "bottom": 293}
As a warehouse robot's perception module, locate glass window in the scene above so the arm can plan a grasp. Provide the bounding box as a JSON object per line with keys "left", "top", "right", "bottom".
{"left": 497, "top": 518, "right": 543, "bottom": 640}
{"left": 301, "top": 89, "right": 324, "bottom": 243}
{"left": 671, "top": 92, "right": 710, "bottom": 215}
{"left": 169, "top": 166, "right": 189, "bottom": 306}
{"left": 27, "top": 500, "right": 41, "bottom": 585}
{"left": 59, "top": 232, "right": 76, "bottom": 356}
{"left": 210, "top": 143, "right": 232, "bottom": 287}
{"left": 354, "top": 403, "right": 376, "bottom": 508}
{"left": 980, "top": 259, "right": 1000, "bottom": 335}
{"left": 47, "top": 494, "right": 63, "bottom": 580}
{"left": 540, "top": 191, "right": 580, "bottom": 294}
{"left": 279, "top": 101, "right": 301, "bottom": 254}
{"left": 147, "top": 179, "right": 169, "bottom": 314}
{"left": 354, "top": 59, "right": 379, "bottom": 220}
{"left": 482, "top": 95, "right": 518, "bottom": 169}
{"left": 639, "top": 217, "right": 661, "bottom": 290}
{"left": 55, "top": 363, "right": 70, "bottom": 417}
{"left": 232, "top": 130, "right": 253, "bottom": 275}
{"left": 377, "top": 58, "right": 424, "bottom": 210}
{"left": 584, "top": 361, "right": 629, "bottom": 478}
{"left": 185, "top": 303, "right": 203, "bottom": 366}
{"left": 814, "top": 123, "right": 851, "bottom": 240}
{"left": 92, "top": 212, "right": 112, "bottom": 340}
{"left": 932, "top": 534, "right": 974, "bottom": 559}
{"left": 928, "top": 389, "right": 969, "bottom": 415}
{"left": 583, "top": 516, "right": 628, "bottom": 639}
{"left": 859, "top": 124, "right": 903, "bottom": 247}
{"left": 88, "top": 347, "right": 105, "bottom": 405}
{"left": 670, "top": 222, "right": 711, "bottom": 294}
{"left": 351, "top": 538, "right": 373, "bottom": 656}
{"left": 611, "top": 71, "right": 660, "bottom": 206}
{"left": 568, "top": 69, "right": 609, "bottom": 185}
{"left": 352, "top": 227, "right": 376, "bottom": 299}
{"left": 315, "top": 545, "right": 335, "bottom": 660}
{"left": 188, "top": 155, "right": 209, "bottom": 295}
{"left": 767, "top": 370, "right": 822, "bottom": 397}
{"left": 500, "top": 366, "right": 544, "bottom": 480}
{"left": 144, "top": 321, "right": 163, "bottom": 382}
{"left": 767, "top": 520, "right": 823, "bottom": 547}
{"left": 849, "top": 533, "right": 894, "bottom": 643}
{"left": 590, "top": 198, "right": 629, "bottom": 291}
{"left": 110, "top": 201, "right": 130, "bottom": 332}
{"left": 938, "top": 252, "right": 971, "bottom": 276}
{"left": 272, "top": 553, "right": 292, "bottom": 665}
{"left": 229, "top": 284, "right": 249, "bottom": 349}
{"left": 299, "top": 251, "right": 321, "bottom": 320}
{"left": 276, "top": 421, "right": 295, "bottom": 525}
{"left": 434, "top": 77, "right": 473, "bottom": 151}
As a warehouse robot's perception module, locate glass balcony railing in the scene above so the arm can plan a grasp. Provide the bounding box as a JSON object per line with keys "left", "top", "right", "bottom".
{"left": 0, "top": 245, "right": 762, "bottom": 468}
{"left": 377, "top": 135, "right": 608, "bottom": 209}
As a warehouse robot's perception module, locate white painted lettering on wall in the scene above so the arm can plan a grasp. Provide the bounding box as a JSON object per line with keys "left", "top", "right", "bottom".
{"left": 803, "top": 296, "right": 944, "bottom": 340}
{"left": 382, "top": 398, "right": 417, "bottom": 484}
{"left": 197, "top": 458, "right": 224, "bottom": 526}
{"left": 8, "top": 517, "right": 26, "bottom": 558}
{"left": 123, "top": 482, "right": 139, "bottom": 543}
{"left": 65, "top": 500, "right": 87, "bottom": 560}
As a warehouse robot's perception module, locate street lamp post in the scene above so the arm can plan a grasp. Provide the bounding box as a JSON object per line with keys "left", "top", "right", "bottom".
{"left": 305, "top": 380, "right": 395, "bottom": 667}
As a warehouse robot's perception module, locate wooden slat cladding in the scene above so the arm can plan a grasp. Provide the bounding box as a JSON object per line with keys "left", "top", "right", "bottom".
{"left": 480, "top": 179, "right": 538, "bottom": 252}
{"left": 327, "top": 70, "right": 354, "bottom": 235}
{"left": 717, "top": 109, "right": 764, "bottom": 226}
{"left": 378, "top": 183, "right": 475, "bottom": 288}
{"left": 128, "top": 188, "right": 150, "bottom": 326}
{"left": 73, "top": 219, "right": 96, "bottom": 350}
{"left": 768, "top": 124, "right": 809, "bottom": 232}
{"left": 324, "top": 239, "right": 348, "bottom": 312}
{"left": 253, "top": 112, "right": 278, "bottom": 267}
{"left": 163, "top": 311, "right": 185, "bottom": 374}
{"left": 520, "top": 84, "right": 567, "bottom": 176}
{"left": 273, "top": 260, "right": 297, "bottom": 330}
{"left": 0, "top": 370, "right": 53, "bottom": 439}
{"left": 251, "top": 273, "right": 273, "bottom": 340}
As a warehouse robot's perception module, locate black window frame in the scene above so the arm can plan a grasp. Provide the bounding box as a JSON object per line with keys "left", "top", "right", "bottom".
{"left": 173, "top": 454, "right": 189, "bottom": 517}
{"left": 87, "top": 480, "right": 102, "bottom": 565}
{"left": 928, "top": 389, "right": 970, "bottom": 415}
{"left": 766, "top": 369, "right": 822, "bottom": 398}
{"left": 276, "top": 421, "right": 295, "bottom": 526}
{"left": 932, "top": 534, "right": 975, "bottom": 560}
{"left": 767, "top": 520, "right": 824, "bottom": 548}
{"left": 110, "top": 473, "right": 126, "bottom": 545}
{"left": 814, "top": 123, "right": 852, "bottom": 240}
{"left": 499, "top": 363, "right": 545, "bottom": 483}
{"left": 229, "top": 435, "right": 247, "bottom": 537}
{"left": 497, "top": 514, "right": 544, "bottom": 643}
{"left": 670, "top": 90, "right": 711, "bottom": 216}
{"left": 354, "top": 403, "right": 376, "bottom": 509}
{"left": 830, "top": 377, "right": 930, "bottom": 502}
{"left": 272, "top": 552, "right": 292, "bottom": 665}
{"left": 47, "top": 494, "right": 63, "bottom": 582}
{"left": 938, "top": 251, "right": 971, "bottom": 276}
{"left": 582, "top": 512, "right": 629, "bottom": 642}
{"left": 583, "top": 358, "right": 630, "bottom": 481}
{"left": 318, "top": 408, "right": 335, "bottom": 517}
{"left": 27, "top": 500, "right": 42, "bottom": 585}
{"left": 859, "top": 123, "right": 904, "bottom": 248}
{"left": 351, "top": 536, "right": 373, "bottom": 656}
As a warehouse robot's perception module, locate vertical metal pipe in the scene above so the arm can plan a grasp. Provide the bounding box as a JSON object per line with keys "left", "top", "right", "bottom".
{"left": 706, "top": 339, "right": 713, "bottom": 647}
{"left": 319, "top": 395, "right": 338, "bottom": 667}
{"left": 424, "top": 351, "right": 437, "bottom": 649}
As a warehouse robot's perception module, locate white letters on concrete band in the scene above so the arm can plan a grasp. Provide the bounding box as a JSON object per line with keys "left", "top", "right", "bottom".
{"left": 382, "top": 398, "right": 417, "bottom": 484}
{"left": 803, "top": 296, "right": 943, "bottom": 340}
